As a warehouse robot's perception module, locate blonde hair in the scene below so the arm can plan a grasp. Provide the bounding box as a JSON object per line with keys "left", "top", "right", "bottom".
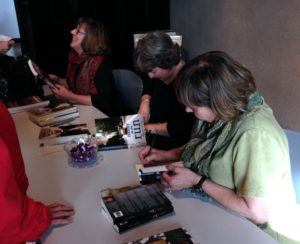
{"left": 79, "top": 17, "right": 109, "bottom": 56}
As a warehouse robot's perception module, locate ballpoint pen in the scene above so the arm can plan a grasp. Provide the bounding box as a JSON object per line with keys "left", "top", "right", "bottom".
{"left": 146, "top": 131, "right": 156, "bottom": 156}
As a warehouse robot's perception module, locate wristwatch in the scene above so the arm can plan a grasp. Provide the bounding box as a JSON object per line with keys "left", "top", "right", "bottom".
{"left": 192, "top": 175, "right": 208, "bottom": 195}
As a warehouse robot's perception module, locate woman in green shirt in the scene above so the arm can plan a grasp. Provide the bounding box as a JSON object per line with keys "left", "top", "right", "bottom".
{"left": 138, "top": 51, "right": 300, "bottom": 243}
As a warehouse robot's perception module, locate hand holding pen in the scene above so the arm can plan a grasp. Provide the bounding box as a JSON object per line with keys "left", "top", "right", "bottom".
{"left": 138, "top": 132, "right": 160, "bottom": 164}
{"left": 146, "top": 131, "right": 156, "bottom": 156}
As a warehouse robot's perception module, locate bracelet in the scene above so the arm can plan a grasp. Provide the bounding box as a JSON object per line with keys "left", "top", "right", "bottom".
{"left": 192, "top": 175, "right": 207, "bottom": 195}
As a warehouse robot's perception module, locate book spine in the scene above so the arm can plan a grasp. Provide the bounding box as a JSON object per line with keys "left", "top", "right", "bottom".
{"left": 98, "top": 144, "right": 129, "bottom": 151}
{"left": 32, "top": 108, "right": 77, "bottom": 121}
{"left": 35, "top": 112, "right": 80, "bottom": 127}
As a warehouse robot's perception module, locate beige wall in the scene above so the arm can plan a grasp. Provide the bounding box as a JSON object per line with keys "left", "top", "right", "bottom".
{"left": 171, "top": 0, "right": 300, "bottom": 131}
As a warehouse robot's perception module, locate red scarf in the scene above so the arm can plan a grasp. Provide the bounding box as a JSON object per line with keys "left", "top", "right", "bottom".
{"left": 65, "top": 50, "right": 104, "bottom": 95}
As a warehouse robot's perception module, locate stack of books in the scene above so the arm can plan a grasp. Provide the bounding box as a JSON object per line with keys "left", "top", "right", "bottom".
{"left": 95, "top": 114, "right": 146, "bottom": 151}
{"left": 100, "top": 184, "right": 174, "bottom": 233}
{"left": 6, "top": 96, "right": 49, "bottom": 114}
{"left": 28, "top": 103, "right": 79, "bottom": 127}
{"left": 38, "top": 123, "right": 90, "bottom": 146}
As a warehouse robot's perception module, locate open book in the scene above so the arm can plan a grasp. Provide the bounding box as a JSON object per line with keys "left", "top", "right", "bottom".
{"left": 28, "top": 59, "right": 57, "bottom": 89}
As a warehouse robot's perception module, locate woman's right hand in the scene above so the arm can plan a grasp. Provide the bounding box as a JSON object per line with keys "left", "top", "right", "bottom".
{"left": 48, "top": 203, "right": 75, "bottom": 226}
{"left": 138, "top": 146, "right": 169, "bottom": 164}
{"left": 48, "top": 74, "right": 68, "bottom": 87}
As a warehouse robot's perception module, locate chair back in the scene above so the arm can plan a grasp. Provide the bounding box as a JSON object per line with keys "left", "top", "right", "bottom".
{"left": 113, "top": 69, "right": 143, "bottom": 114}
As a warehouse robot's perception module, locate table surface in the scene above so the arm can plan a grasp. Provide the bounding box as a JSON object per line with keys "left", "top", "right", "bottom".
{"left": 12, "top": 105, "right": 278, "bottom": 244}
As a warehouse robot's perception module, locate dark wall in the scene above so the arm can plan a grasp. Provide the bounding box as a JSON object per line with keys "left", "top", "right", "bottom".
{"left": 15, "top": 0, "right": 170, "bottom": 76}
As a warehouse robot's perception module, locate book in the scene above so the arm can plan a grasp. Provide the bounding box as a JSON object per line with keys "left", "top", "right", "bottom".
{"left": 39, "top": 123, "right": 90, "bottom": 146}
{"left": 95, "top": 114, "right": 146, "bottom": 151}
{"left": 6, "top": 96, "right": 49, "bottom": 114}
{"left": 28, "top": 103, "right": 79, "bottom": 127}
{"left": 125, "top": 227, "right": 195, "bottom": 244}
{"left": 136, "top": 161, "right": 184, "bottom": 185}
{"left": 100, "top": 184, "right": 174, "bottom": 233}
{"left": 28, "top": 59, "right": 57, "bottom": 89}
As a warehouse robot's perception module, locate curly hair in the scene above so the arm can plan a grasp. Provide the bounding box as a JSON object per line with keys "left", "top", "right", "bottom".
{"left": 78, "top": 17, "right": 109, "bottom": 56}
{"left": 175, "top": 51, "right": 256, "bottom": 121}
{"left": 134, "top": 31, "right": 181, "bottom": 72}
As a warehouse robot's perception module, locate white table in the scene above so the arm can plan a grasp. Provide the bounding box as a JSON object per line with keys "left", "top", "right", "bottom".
{"left": 12, "top": 105, "right": 278, "bottom": 244}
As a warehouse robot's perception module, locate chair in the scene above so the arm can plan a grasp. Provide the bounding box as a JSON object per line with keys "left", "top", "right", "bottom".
{"left": 113, "top": 69, "right": 143, "bottom": 114}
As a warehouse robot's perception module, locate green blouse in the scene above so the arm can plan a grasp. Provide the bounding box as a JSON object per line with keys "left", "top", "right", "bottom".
{"left": 182, "top": 102, "right": 300, "bottom": 243}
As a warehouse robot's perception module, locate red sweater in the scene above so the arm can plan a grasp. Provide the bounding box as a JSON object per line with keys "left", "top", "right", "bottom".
{"left": 0, "top": 102, "right": 51, "bottom": 243}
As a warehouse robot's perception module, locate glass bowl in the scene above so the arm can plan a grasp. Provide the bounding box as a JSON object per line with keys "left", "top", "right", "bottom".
{"left": 64, "top": 137, "right": 98, "bottom": 164}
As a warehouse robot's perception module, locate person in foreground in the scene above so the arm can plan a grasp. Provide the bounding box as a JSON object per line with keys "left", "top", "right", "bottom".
{"left": 0, "top": 102, "right": 74, "bottom": 243}
{"left": 139, "top": 51, "right": 300, "bottom": 243}
{"left": 49, "top": 17, "right": 122, "bottom": 116}
{"left": 134, "top": 31, "right": 195, "bottom": 150}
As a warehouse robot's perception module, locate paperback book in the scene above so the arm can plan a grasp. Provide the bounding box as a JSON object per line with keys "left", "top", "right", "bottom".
{"left": 125, "top": 227, "right": 195, "bottom": 244}
{"left": 6, "top": 96, "right": 49, "bottom": 114}
{"left": 28, "top": 103, "right": 79, "bottom": 127}
{"left": 100, "top": 184, "right": 174, "bottom": 233}
{"left": 136, "top": 161, "right": 184, "bottom": 185}
{"left": 95, "top": 114, "right": 146, "bottom": 151}
{"left": 39, "top": 123, "right": 90, "bottom": 146}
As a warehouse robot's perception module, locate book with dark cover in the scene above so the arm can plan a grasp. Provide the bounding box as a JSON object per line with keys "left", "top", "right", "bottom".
{"left": 100, "top": 184, "right": 174, "bottom": 233}
{"left": 95, "top": 114, "right": 146, "bottom": 151}
{"left": 39, "top": 123, "right": 90, "bottom": 145}
{"left": 136, "top": 161, "right": 183, "bottom": 185}
{"left": 6, "top": 96, "right": 49, "bottom": 114}
{"left": 28, "top": 103, "right": 79, "bottom": 127}
{"left": 28, "top": 59, "right": 57, "bottom": 89}
{"left": 125, "top": 227, "right": 195, "bottom": 244}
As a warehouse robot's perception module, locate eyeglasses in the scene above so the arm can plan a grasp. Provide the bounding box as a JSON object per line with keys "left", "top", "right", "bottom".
{"left": 75, "top": 25, "right": 86, "bottom": 35}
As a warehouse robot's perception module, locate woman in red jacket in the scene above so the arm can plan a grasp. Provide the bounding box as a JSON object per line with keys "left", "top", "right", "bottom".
{"left": 0, "top": 102, "right": 74, "bottom": 243}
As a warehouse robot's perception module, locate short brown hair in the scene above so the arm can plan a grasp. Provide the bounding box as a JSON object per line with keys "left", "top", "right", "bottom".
{"left": 134, "top": 31, "right": 181, "bottom": 73}
{"left": 175, "top": 51, "right": 256, "bottom": 121}
{"left": 78, "top": 17, "right": 108, "bottom": 56}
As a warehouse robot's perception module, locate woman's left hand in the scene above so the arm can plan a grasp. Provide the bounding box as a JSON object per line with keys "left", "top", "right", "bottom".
{"left": 161, "top": 164, "right": 201, "bottom": 191}
{"left": 52, "top": 84, "right": 74, "bottom": 100}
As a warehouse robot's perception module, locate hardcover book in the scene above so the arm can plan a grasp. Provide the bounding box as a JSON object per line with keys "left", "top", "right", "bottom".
{"left": 28, "top": 59, "right": 57, "bottom": 89}
{"left": 100, "top": 184, "right": 174, "bottom": 233}
{"left": 125, "top": 227, "right": 195, "bottom": 244}
{"left": 39, "top": 123, "right": 90, "bottom": 146}
{"left": 95, "top": 114, "right": 146, "bottom": 151}
{"left": 136, "top": 161, "right": 184, "bottom": 185}
{"left": 6, "top": 96, "right": 49, "bottom": 114}
{"left": 28, "top": 103, "right": 79, "bottom": 127}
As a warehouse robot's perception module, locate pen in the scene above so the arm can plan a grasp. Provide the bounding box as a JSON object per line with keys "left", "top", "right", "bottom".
{"left": 146, "top": 132, "right": 156, "bottom": 156}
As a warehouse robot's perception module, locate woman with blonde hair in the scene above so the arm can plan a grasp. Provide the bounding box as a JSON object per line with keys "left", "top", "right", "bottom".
{"left": 50, "top": 17, "right": 122, "bottom": 116}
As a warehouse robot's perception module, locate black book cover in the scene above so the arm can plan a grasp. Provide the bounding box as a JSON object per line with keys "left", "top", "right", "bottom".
{"left": 102, "top": 205, "right": 174, "bottom": 233}
{"left": 100, "top": 184, "right": 174, "bottom": 230}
